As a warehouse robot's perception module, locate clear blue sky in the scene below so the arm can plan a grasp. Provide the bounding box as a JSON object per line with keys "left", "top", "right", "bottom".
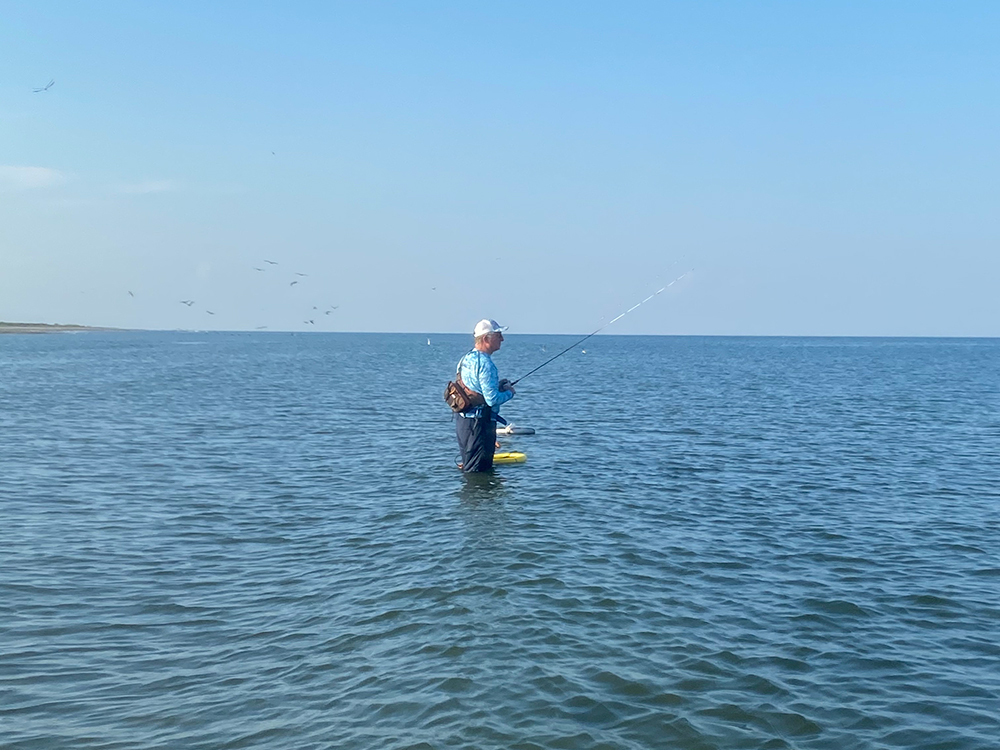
{"left": 2, "top": 1, "right": 998, "bottom": 335}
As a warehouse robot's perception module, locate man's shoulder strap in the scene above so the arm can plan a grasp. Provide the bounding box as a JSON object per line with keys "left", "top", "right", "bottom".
{"left": 456, "top": 349, "right": 479, "bottom": 375}
{"left": 454, "top": 350, "right": 486, "bottom": 406}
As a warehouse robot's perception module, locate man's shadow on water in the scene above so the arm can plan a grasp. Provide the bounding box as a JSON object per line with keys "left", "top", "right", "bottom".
{"left": 456, "top": 470, "right": 508, "bottom": 505}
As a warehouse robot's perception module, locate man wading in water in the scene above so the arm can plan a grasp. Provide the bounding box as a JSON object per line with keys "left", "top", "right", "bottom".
{"left": 455, "top": 319, "right": 515, "bottom": 472}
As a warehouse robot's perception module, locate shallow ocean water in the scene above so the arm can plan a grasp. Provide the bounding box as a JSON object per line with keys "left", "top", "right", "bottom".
{"left": 2, "top": 332, "right": 999, "bottom": 749}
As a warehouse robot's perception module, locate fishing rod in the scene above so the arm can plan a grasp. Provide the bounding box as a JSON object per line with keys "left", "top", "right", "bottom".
{"left": 509, "top": 270, "right": 691, "bottom": 386}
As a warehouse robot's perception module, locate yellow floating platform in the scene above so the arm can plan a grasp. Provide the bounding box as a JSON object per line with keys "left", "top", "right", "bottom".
{"left": 493, "top": 451, "right": 527, "bottom": 465}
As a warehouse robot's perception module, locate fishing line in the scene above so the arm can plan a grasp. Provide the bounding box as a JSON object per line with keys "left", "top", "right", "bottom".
{"left": 509, "top": 270, "right": 691, "bottom": 386}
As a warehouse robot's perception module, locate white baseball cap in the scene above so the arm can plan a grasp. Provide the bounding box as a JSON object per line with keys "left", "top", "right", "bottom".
{"left": 474, "top": 319, "right": 508, "bottom": 337}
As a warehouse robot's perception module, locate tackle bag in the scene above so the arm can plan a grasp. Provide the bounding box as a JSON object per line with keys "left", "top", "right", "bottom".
{"left": 444, "top": 373, "right": 486, "bottom": 413}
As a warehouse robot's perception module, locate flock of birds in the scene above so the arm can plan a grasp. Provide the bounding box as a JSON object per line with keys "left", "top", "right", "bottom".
{"left": 31, "top": 76, "right": 481, "bottom": 332}
{"left": 125, "top": 259, "right": 340, "bottom": 330}
{"left": 35, "top": 77, "right": 341, "bottom": 331}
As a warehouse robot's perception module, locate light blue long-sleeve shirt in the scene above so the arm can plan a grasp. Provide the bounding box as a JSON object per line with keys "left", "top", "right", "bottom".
{"left": 457, "top": 349, "right": 513, "bottom": 418}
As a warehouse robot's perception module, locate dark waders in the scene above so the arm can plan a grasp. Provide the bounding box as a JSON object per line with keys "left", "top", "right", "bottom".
{"left": 456, "top": 406, "right": 497, "bottom": 472}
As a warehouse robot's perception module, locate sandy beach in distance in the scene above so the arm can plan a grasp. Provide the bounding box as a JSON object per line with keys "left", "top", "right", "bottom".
{"left": 0, "top": 322, "right": 111, "bottom": 334}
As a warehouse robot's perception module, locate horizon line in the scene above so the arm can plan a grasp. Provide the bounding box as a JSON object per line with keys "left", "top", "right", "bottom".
{"left": 3, "top": 323, "right": 997, "bottom": 340}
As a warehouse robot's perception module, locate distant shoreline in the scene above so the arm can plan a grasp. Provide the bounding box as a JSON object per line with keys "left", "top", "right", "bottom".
{"left": 0, "top": 322, "right": 117, "bottom": 334}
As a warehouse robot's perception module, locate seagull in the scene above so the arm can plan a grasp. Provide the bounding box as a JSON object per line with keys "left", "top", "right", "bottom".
{"left": 127, "top": 291, "right": 134, "bottom": 297}
{"left": 33, "top": 79, "right": 55, "bottom": 93}
{"left": 264, "top": 259, "right": 278, "bottom": 265}
{"left": 253, "top": 267, "right": 264, "bottom": 272}
{"left": 255, "top": 326, "right": 268, "bottom": 330}
{"left": 294, "top": 272, "right": 308, "bottom": 277}
{"left": 289, "top": 281, "right": 298, "bottom": 287}
{"left": 304, "top": 319, "right": 314, "bottom": 325}
{"left": 206, "top": 310, "right": 216, "bottom": 315}
{"left": 271, "top": 151, "right": 275, "bottom": 156}
{"left": 180, "top": 300, "right": 194, "bottom": 306}
{"left": 324, "top": 310, "right": 333, "bottom": 315}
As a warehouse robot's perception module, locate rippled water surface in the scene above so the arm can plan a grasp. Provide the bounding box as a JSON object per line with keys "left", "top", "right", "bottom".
{"left": 2, "top": 333, "right": 999, "bottom": 749}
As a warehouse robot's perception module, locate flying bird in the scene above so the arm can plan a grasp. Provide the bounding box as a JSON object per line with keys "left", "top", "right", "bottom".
{"left": 304, "top": 319, "right": 314, "bottom": 325}
{"left": 33, "top": 79, "right": 55, "bottom": 93}
{"left": 255, "top": 326, "right": 268, "bottom": 330}
{"left": 253, "top": 267, "right": 264, "bottom": 272}
{"left": 294, "top": 272, "right": 308, "bottom": 277}
{"left": 180, "top": 300, "right": 195, "bottom": 306}
{"left": 289, "top": 281, "right": 298, "bottom": 287}
{"left": 127, "top": 291, "right": 134, "bottom": 297}
{"left": 264, "top": 259, "right": 278, "bottom": 265}
{"left": 206, "top": 310, "right": 216, "bottom": 315}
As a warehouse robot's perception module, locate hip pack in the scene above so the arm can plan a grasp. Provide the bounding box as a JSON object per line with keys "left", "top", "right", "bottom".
{"left": 444, "top": 373, "right": 486, "bottom": 413}
{"left": 445, "top": 354, "right": 487, "bottom": 413}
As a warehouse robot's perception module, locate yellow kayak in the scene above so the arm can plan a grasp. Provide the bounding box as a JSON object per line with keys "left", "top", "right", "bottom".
{"left": 493, "top": 451, "right": 527, "bottom": 465}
